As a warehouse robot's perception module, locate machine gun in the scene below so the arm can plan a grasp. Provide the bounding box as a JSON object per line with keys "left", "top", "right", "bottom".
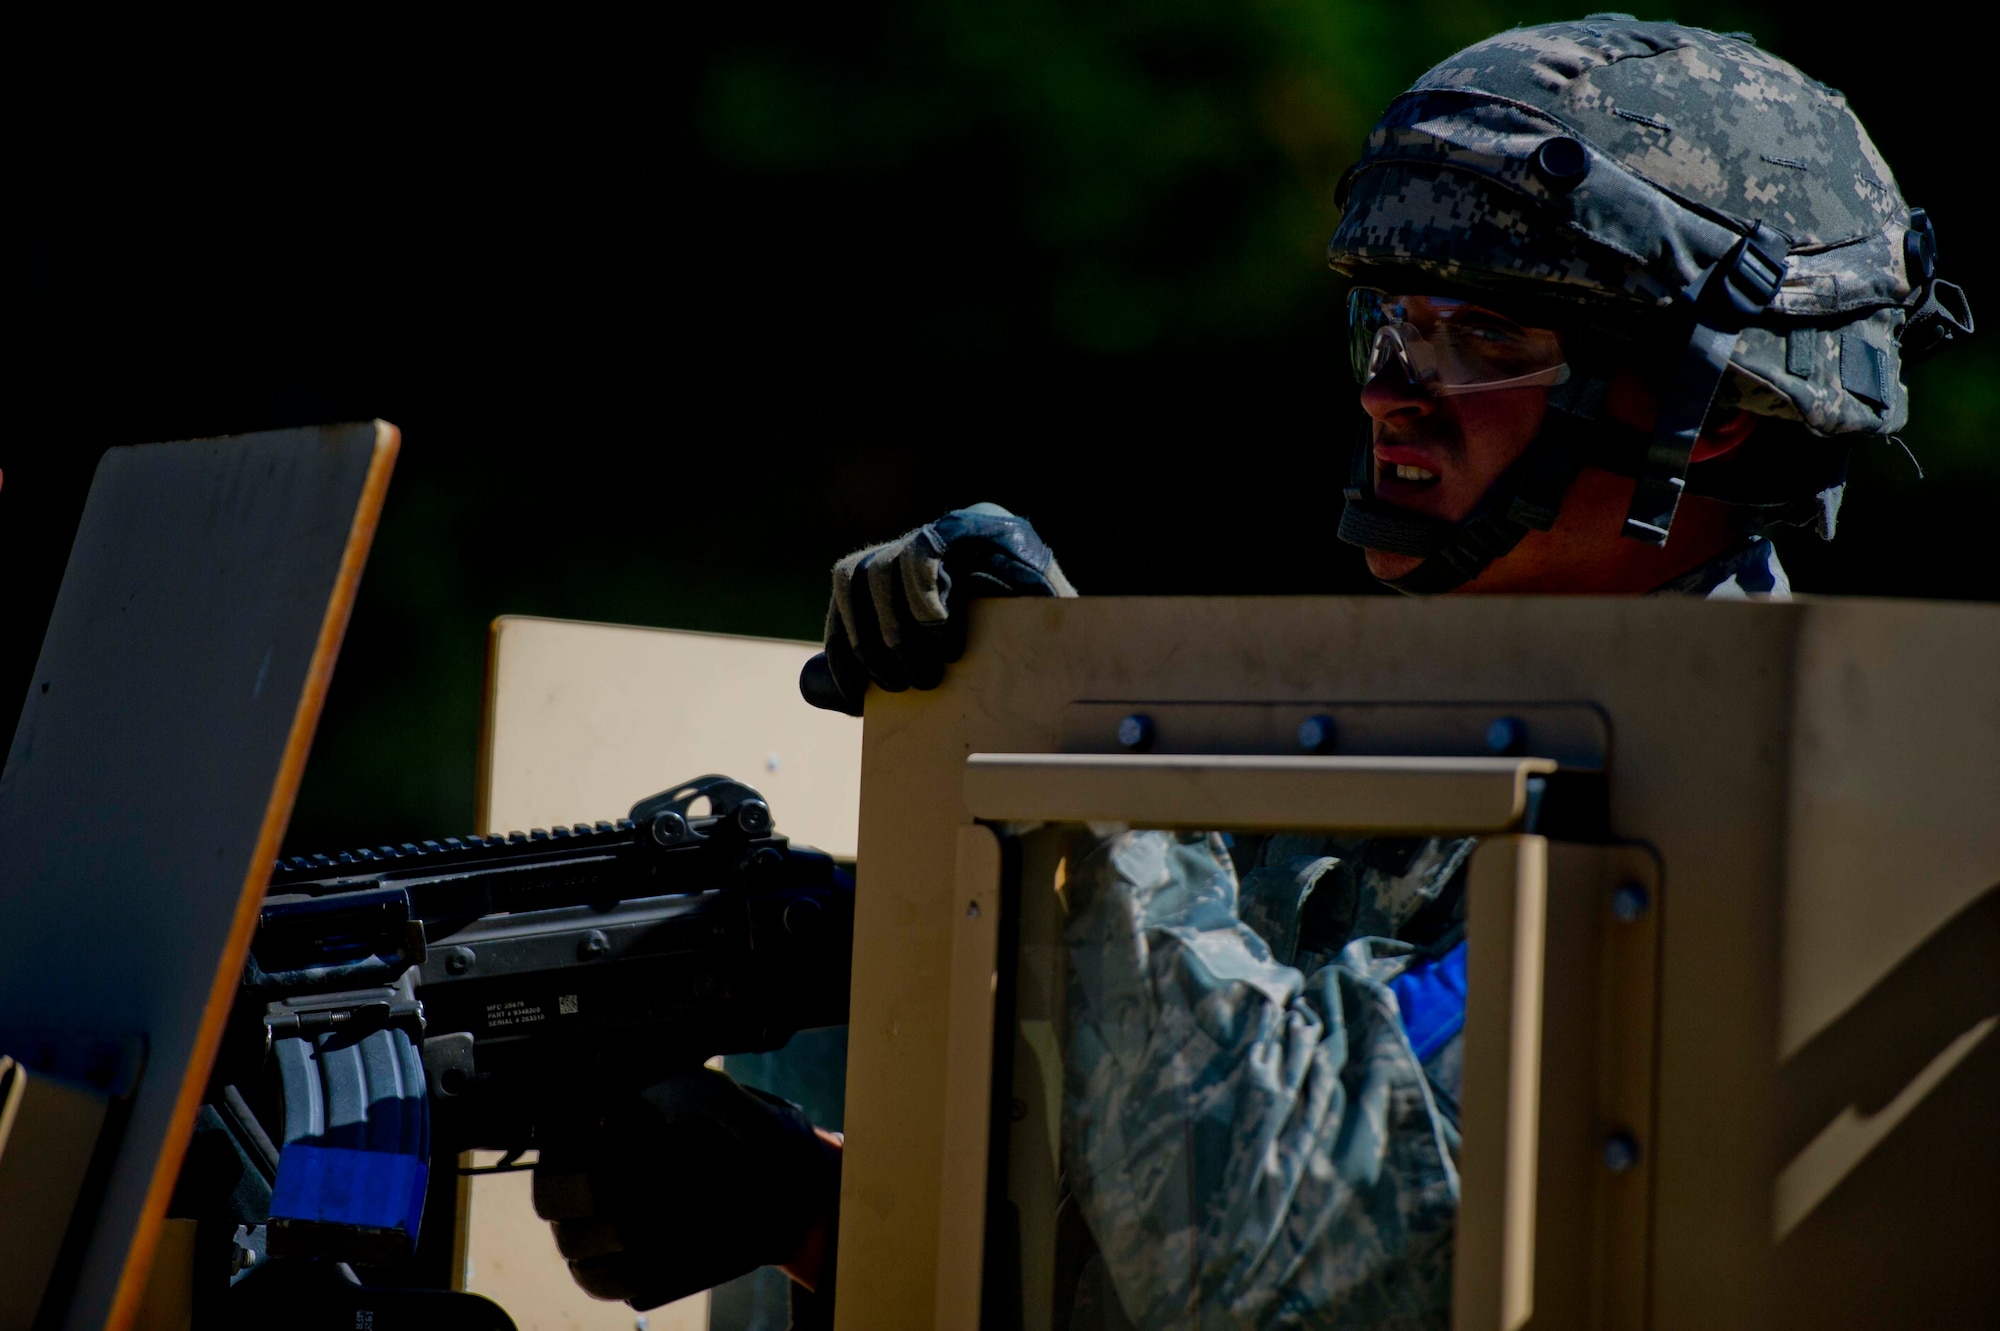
{"left": 176, "top": 775, "right": 852, "bottom": 1325}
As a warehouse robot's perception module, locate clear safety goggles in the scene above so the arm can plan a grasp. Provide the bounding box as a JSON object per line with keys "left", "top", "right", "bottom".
{"left": 1348, "top": 287, "right": 1571, "bottom": 396}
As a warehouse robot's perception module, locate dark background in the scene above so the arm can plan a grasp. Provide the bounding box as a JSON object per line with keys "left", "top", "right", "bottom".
{"left": 9, "top": 4, "right": 1997, "bottom": 852}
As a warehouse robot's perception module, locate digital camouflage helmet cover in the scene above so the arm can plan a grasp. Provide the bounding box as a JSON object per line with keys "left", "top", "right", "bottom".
{"left": 1328, "top": 15, "right": 1972, "bottom": 593}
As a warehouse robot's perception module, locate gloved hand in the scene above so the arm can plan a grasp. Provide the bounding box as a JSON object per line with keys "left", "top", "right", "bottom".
{"left": 532, "top": 1067, "right": 842, "bottom": 1310}
{"left": 800, "top": 502, "right": 1077, "bottom": 715}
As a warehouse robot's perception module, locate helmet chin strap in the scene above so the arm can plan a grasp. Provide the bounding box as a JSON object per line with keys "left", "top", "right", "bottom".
{"left": 1337, "top": 376, "right": 1616, "bottom": 595}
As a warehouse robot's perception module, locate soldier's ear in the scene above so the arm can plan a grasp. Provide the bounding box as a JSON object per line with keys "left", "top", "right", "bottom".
{"left": 1691, "top": 408, "right": 1757, "bottom": 464}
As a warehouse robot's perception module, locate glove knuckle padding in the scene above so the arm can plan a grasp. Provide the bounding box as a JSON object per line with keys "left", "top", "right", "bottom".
{"left": 842, "top": 549, "right": 911, "bottom": 692}
{"left": 808, "top": 506, "right": 1074, "bottom": 712}
{"left": 900, "top": 527, "right": 953, "bottom": 625}
{"left": 828, "top": 550, "right": 870, "bottom": 649}
{"left": 932, "top": 510, "right": 1066, "bottom": 605}
{"left": 862, "top": 546, "right": 917, "bottom": 651}
{"left": 874, "top": 552, "right": 959, "bottom": 689}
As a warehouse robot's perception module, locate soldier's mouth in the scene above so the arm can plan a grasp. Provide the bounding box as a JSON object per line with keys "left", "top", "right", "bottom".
{"left": 1378, "top": 461, "right": 1441, "bottom": 491}
{"left": 1373, "top": 440, "right": 1451, "bottom": 500}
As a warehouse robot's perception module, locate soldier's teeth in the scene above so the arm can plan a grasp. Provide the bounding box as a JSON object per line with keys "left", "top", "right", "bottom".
{"left": 1394, "top": 464, "right": 1438, "bottom": 481}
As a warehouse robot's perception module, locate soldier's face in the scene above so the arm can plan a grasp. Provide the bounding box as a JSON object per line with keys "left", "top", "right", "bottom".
{"left": 1357, "top": 302, "right": 1760, "bottom": 591}
{"left": 1358, "top": 346, "right": 1553, "bottom": 584}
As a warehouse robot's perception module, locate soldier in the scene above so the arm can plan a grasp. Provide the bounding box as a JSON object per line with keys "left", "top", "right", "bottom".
{"left": 535, "top": 16, "right": 1970, "bottom": 1328}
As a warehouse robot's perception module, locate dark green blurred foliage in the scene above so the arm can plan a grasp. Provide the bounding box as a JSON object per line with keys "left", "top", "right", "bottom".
{"left": 687, "top": 0, "right": 1539, "bottom": 359}
{"left": 5, "top": 3, "right": 1995, "bottom": 855}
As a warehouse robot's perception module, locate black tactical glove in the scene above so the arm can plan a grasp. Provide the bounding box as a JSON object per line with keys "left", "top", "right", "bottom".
{"left": 800, "top": 503, "right": 1077, "bottom": 715}
{"left": 532, "top": 1068, "right": 841, "bottom": 1310}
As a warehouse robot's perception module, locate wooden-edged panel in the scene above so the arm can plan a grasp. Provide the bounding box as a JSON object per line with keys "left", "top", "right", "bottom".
{"left": 481, "top": 617, "right": 862, "bottom": 857}
{"left": 0, "top": 422, "right": 397, "bottom": 1331}
{"left": 0, "top": 1059, "right": 112, "bottom": 1326}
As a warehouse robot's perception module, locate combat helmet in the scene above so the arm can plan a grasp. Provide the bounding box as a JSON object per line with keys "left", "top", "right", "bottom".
{"left": 1327, "top": 15, "right": 1972, "bottom": 593}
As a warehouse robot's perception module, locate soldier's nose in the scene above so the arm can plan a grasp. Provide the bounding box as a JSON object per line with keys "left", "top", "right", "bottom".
{"left": 1361, "top": 367, "right": 1435, "bottom": 422}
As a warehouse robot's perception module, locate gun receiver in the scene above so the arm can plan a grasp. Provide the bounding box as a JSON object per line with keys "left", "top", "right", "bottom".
{"left": 191, "top": 775, "right": 853, "bottom": 1290}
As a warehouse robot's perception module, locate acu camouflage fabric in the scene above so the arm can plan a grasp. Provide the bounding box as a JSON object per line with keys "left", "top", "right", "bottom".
{"left": 1062, "top": 829, "right": 1469, "bottom": 1330}
{"left": 1327, "top": 17, "right": 1929, "bottom": 438}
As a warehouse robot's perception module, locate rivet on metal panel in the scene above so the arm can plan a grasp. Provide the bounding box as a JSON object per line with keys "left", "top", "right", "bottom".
{"left": 578, "top": 929, "right": 611, "bottom": 959}
{"left": 444, "top": 946, "right": 475, "bottom": 976}
{"left": 1298, "top": 714, "right": 1339, "bottom": 753}
{"left": 1485, "top": 715, "right": 1528, "bottom": 755}
{"left": 1116, "top": 713, "right": 1155, "bottom": 751}
{"left": 1602, "top": 1131, "right": 1641, "bottom": 1172}
{"left": 1610, "top": 880, "right": 1651, "bottom": 922}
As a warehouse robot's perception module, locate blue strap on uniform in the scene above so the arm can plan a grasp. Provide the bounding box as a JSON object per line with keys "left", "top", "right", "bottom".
{"left": 1389, "top": 940, "right": 1469, "bottom": 1063}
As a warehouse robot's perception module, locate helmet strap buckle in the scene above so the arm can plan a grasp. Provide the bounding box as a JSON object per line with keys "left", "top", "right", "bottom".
{"left": 1621, "top": 222, "right": 1787, "bottom": 545}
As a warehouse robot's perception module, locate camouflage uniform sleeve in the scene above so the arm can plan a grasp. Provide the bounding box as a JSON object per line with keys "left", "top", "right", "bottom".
{"left": 1061, "top": 829, "right": 1460, "bottom": 1330}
